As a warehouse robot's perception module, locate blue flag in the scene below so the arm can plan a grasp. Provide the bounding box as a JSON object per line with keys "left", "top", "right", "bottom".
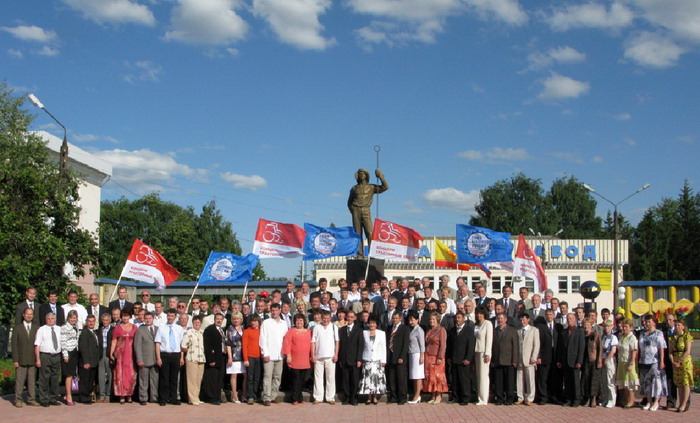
{"left": 302, "top": 223, "right": 360, "bottom": 261}
{"left": 198, "top": 252, "right": 259, "bottom": 284}
{"left": 455, "top": 225, "right": 514, "bottom": 264}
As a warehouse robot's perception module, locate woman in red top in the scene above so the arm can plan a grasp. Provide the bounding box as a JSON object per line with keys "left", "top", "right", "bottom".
{"left": 424, "top": 312, "right": 448, "bottom": 404}
{"left": 242, "top": 314, "right": 262, "bottom": 405}
{"left": 282, "top": 314, "right": 313, "bottom": 405}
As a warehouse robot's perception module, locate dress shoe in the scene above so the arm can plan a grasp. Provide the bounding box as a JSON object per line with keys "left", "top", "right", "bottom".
{"left": 272, "top": 398, "right": 282, "bottom": 404}
{"left": 159, "top": 402, "right": 167, "bottom": 406}
{"left": 263, "top": 400, "right": 271, "bottom": 406}
{"left": 350, "top": 400, "right": 358, "bottom": 406}
{"left": 210, "top": 401, "right": 221, "bottom": 405}
{"left": 140, "top": 401, "right": 147, "bottom": 406}
{"left": 537, "top": 400, "right": 546, "bottom": 405}
{"left": 459, "top": 401, "right": 468, "bottom": 406}
{"left": 49, "top": 400, "right": 62, "bottom": 406}
{"left": 27, "top": 401, "right": 41, "bottom": 407}
{"left": 495, "top": 400, "right": 503, "bottom": 406}
{"left": 408, "top": 398, "right": 422, "bottom": 404}
{"left": 328, "top": 400, "right": 336, "bottom": 405}
{"left": 398, "top": 400, "right": 407, "bottom": 405}
{"left": 247, "top": 398, "right": 255, "bottom": 405}
{"left": 41, "top": 403, "right": 49, "bottom": 408}
{"left": 170, "top": 401, "right": 181, "bottom": 405}
{"left": 14, "top": 401, "right": 23, "bottom": 408}
{"left": 514, "top": 400, "right": 523, "bottom": 405}
{"left": 524, "top": 401, "right": 532, "bottom": 406}
{"left": 313, "top": 400, "right": 322, "bottom": 404}
{"left": 476, "top": 401, "right": 488, "bottom": 406}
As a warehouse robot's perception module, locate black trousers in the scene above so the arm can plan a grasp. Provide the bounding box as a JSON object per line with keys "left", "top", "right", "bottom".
{"left": 386, "top": 362, "right": 407, "bottom": 402}
{"left": 536, "top": 362, "right": 551, "bottom": 402}
{"left": 201, "top": 357, "right": 225, "bottom": 403}
{"left": 158, "top": 352, "right": 180, "bottom": 404}
{"left": 493, "top": 364, "right": 515, "bottom": 403}
{"left": 78, "top": 365, "right": 97, "bottom": 403}
{"left": 341, "top": 363, "right": 361, "bottom": 403}
{"left": 290, "top": 368, "right": 305, "bottom": 403}
{"left": 563, "top": 364, "right": 582, "bottom": 404}
{"left": 246, "top": 357, "right": 261, "bottom": 401}
{"left": 451, "top": 363, "right": 472, "bottom": 404}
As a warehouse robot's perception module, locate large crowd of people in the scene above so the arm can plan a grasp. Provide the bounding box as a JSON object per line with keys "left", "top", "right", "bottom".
{"left": 10, "top": 276, "right": 695, "bottom": 412}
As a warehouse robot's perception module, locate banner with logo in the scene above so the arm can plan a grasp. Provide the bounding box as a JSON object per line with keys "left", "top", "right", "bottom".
{"left": 120, "top": 239, "right": 180, "bottom": 289}
{"left": 302, "top": 223, "right": 360, "bottom": 261}
{"left": 252, "top": 218, "right": 306, "bottom": 258}
{"left": 197, "top": 251, "right": 259, "bottom": 284}
{"left": 455, "top": 225, "right": 513, "bottom": 264}
{"left": 512, "top": 234, "right": 548, "bottom": 292}
{"left": 368, "top": 218, "right": 423, "bottom": 262}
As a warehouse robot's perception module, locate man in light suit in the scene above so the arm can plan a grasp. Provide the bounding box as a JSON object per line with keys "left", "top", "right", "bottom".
{"left": 134, "top": 311, "right": 159, "bottom": 405}
{"left": 497, "top": 285, "right": 518, "bottom": 319}
{"left": 11, "top": 307, "right": 39, "bottom": 407}
{"left": 14, "top": 287, "right": 40, "bottom": 325}
{"left": 77, "top": 315, "right": 101, "bottom": 404}
{"left": 515, "top": 313, "right": 540, "bottom": 406}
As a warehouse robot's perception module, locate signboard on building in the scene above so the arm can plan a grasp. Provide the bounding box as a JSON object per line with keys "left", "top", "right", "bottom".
{"left": 597, "top": 267, "right": 612, "bottom": 291}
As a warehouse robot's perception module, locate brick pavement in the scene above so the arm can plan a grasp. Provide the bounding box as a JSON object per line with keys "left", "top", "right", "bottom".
{"left": 2, "top": 393, "right": 699, "bottom": 423}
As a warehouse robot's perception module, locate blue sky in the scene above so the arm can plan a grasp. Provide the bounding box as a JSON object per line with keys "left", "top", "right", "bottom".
{"left": 2, "top": 0, "right": 699, "bottom": 279}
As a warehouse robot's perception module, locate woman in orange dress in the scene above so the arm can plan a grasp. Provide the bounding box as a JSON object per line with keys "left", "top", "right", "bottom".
{"left": 110, "top": 310, "right": 137, "bottom": 404}
{"left": 424, "top": 312, "right": 448, "bottom": 404}
{"left": 281, "top": 314, "right": 313, "bottom": 405}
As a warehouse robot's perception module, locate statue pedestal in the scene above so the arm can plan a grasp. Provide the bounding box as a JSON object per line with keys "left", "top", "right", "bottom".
{"left": 346, "top": 258, "right": 385, "bottom": 284}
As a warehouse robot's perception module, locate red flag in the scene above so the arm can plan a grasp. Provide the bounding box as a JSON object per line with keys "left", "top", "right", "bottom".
{"left": 513, "top": 234, "right": 547, "bottom": 292}
{"left": 369, "top": 218, "right": 423, "bottom": 262}
{"left": 120, "top": 239, "right": 180, "bottom": 289}
{"left": 252, "top": 218, "right": 306, "bottom": 258}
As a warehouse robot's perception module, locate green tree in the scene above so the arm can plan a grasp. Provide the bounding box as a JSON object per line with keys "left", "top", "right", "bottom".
{"left": 0, "top": 83, "right": 98, "bottom": 322}
{"left": 98, "top": 194, "right": 263, "bottom": 281}
{"left": 547, "top": 176, "right": 601, "bottom": 238}
{"left": 470, "top": 173, "right": 556, "bottom": 234}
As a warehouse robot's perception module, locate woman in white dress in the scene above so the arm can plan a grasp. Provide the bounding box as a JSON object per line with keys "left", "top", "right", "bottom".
{"left": 474, "top": 306, "right": 493, "bottom": 405}
{"left": 358, "top": 316, "right": 386, "bottom": 405}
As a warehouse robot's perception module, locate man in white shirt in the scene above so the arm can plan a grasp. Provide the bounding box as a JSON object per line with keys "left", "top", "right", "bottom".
{"left": 259, "top": 303, "right": 288, "bottom": 406}
{"left": 368, "top": 280, "right": 382, "bottom": 302}
{"left": 311, "top": 310, "right": 340, "bottom": 404}
{"left": 347, "top": 281, "right": 361, "bottom": 303}
{"left": 62, "top": 291, "right": 87, "bottom": 328}
{"left": 140, "top": 290, "right": 156, "bottom": 312}
{"left": 154, "top": 309, "right": 185, "bottom": 405}
{"left": 34, "top": 313, "right": 62, "bottom": 407}
{"left": 153, "top": 301, "right": 167, "bottom": 329}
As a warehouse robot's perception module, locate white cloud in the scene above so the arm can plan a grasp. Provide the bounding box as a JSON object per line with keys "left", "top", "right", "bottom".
{"left": 402, "top": 200, "right": 424, "bottom": 214}
{"left": 220, "top": 172, "right": 268, "bottom": 190}
{"left": 61, "top": 0, "right": 156, "bottom": 26}
{"left": 612, "top": 112, "right": 632, "bottom": 120}
{"left": 538, "top": 73, "right": 590, "bottom": 100}
{"left": 550, "top": 151, "right": 584, "bottom": 164}
{"left": 624, "top": 31, "right": 684, "bottom": 68}
{"left": 253, "top": 0, "right": 336, "bottom": 50}
{"left": 7, "top": 49, "right": 23, "bottom": 58}
{"left": 72, "top": 133, "right": 119, "bottom": 143}
{"left": 164, "top": 0, "right": 247, "bottom": 46}
{"left": 547, "top": 1, "right": 633, "bottom": 31}
{"left": 0, "top": 25, "right": 58, "bottom": 43}
{"left": 458, "top": 147, "right": 530, "bottom": 163}
{"left": 592, "top": 156, "right": 604, "bottom": 163}
{"left": 624, "top": 136, "right": 637, "bottom": 146}
{"left": 123, "top": 60, "right": 162, "bottom": 83}
{"left": 525, "top": 45, "right": 586, "bottom": 71}
{"left": 36, "top": 46, "right": 60, "bottom": 56}
{"left": 422, "top": 187, "right": 480, "bottom": 214}
{"left": 677, "top": 135, "right": 696, "bottom": 144}
{"left": 633, "top": 0, "right": 700, "bottom": 44}
{"left": 350, "top": 0, "right": 526, "bottom": 47}
{"left": 94, "top": 149, "right": 207, "bottom": 194}
{"left": 329, "top": 192, "right": 342, "bottom": 198}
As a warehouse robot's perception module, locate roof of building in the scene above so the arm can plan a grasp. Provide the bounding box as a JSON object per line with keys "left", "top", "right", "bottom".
{"left": 33, "top": 130, "right": 112, "bottom": 186}
{"left": 620, "top": 281, "right": 700, "bottom": 287}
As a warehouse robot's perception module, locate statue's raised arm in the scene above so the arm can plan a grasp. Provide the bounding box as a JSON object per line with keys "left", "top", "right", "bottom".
{"left": 348, "top": 168, "right": 389, "bottom": 258}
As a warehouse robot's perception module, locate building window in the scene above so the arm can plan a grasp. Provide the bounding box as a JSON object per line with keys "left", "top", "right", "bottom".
{"left": 654, "top": 287, "right": 669, "bottom": 301}
{"left": 557, "top": 276, "right": 581, "bottom": 293}
{"left": 492, "top": 277, "right": 502, "bottom": 294}
{"left": 676, "top": 286, "right": 691, "bottom": 300}
{"left": 632, "top": 287, "right": 646, "bottom": 301}
{"left": 524, "top": 277, "right": 535, "bottom": 292}
{"left": 471, "top": 277, "right": 482, "bottom": 291}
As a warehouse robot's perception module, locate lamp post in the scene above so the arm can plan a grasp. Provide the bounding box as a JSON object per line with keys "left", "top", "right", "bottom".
{"left": 27, "top": 93, "right": 68, "bottom": 180}
{"left": 583, "top": 183, "right": 650, "bottom": 310}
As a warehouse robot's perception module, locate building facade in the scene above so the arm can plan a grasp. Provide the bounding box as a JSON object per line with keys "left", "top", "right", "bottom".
{"left": 314, "top": 237, "right": 628, "bottom": 311}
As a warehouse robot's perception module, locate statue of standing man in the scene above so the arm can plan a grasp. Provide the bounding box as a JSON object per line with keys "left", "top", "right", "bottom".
{"left": 348, "top": 168, "right": 389, "bottom": 258}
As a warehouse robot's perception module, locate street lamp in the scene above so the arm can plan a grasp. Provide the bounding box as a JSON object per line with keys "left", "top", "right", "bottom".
{"left": 527, "top": 228, "right": 563, "bottom": 267}
{"left": 27, "top": 93, "right": 69, "bottom": 180}
{"left": 584, "top": 183, "right": 651, "bottom": 310}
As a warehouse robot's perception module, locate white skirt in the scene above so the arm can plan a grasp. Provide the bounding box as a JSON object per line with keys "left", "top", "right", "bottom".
{"left": 409, "top": 352, "right": 424, "bottom": 380}
{"left": 226, "top": 361, "right": 244, "bottom": 375}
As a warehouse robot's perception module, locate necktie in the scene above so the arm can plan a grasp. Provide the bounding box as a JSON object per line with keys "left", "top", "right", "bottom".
{"left": 29, "top": 302, "right": 34, "bottom": 310}
{"left": 169, "top": 325, "right": 176, "bottom": 351}
{"left": 93, "top": 306, "right": 98, "bottom": 316}
{"left": 521, "top": 328, "right": 526, "bottom": 338}
{"left": 26, "top": 323, "right": 31, "bottom": 334}
{"left": 120, "top": 300, "right": 124, "bottom": 309}
{"left": 150, "top": 326, "right": 155, "bottom": 337}
{"left": 51, "top": 304, "right": 56, "bottom": 314}
{"left": 390, "top": 326, "right": 397, "bottom": 352}
{"left": 504, "top": 299, "right": 508, "bottom": 309}
{"left": 51, "top": 326, "right": 58, "bottom": 350}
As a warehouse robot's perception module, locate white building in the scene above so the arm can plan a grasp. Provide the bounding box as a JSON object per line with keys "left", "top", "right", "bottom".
{"left": 35, "top": 131, "right": 112, "bottom": 293}
{"left": 314, "top": 237, "right": 628, "bottom": 311}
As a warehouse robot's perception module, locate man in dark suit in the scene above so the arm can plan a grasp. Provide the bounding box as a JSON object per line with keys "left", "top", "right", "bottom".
{"left": 108, "top": 286, "right": 134, "bottom": 313}
{"left": 473, "top": 285, "right": 490, "bottom": 308}
{"left": 557, "top": 313, "right": 585, "bottom": 407}
{"left": 87, "top": 293, "right": 109, "bottom": 320}
{"left": 11, "top": 307, "right": 39, "bottom": 407}
{"left": 281, "top": 281, "right": 296, "bottom": 305}
{"left": 491, "top": 312, "right": 519, "bottom": 405}
{"left": 96, "top": 313, "right": 113, "bottom": 403}
{"left": 201, "top": 313, "right": 226, "bottom": 405}
{"left": 659, "top": 313, "right": 678, "bottom": 409}
{"left": 447, "top": 311, "right": 475, "bottom": 405}
{"left": 14, "top": 287, "right": 40, "bottom": 325}
{"left": 379, "top": 297, "right": 398, "bottom": 331}
{"left": 385, "top": 311, "right": 410, "bottom": 404}
{"left": 134, "top": 312, "right": 159, "bottom": 405}
{"left": 39, "top": 292, "right": 65, "bottom": 326}
{"left": 77, "top": 315, "right": 101, "bottom": 404}
{"left": 497, "top": 285, "right": 518, "bottom": 319}
{"left": 415, "top": 298, "right": 431, "bottom": 332}
{"left": 536, "top": 309, "right": 561, "bottom": 405}
{"left": 339, "top": 310, "right": 364, "bottom": 405}
{"left": 439, "top": 300, "right": 454, "bottom": 333}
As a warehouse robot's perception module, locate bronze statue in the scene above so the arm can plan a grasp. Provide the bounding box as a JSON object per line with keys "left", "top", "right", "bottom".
{"left": 348, "top": 168, "right": 388, "bottom": 257}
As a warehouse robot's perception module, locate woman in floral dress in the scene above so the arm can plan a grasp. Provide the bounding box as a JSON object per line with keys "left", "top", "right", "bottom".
{"left": 638, "top": 314, "right": 667, "bottom": 411}
{"left": 615, "top": 318, "right": 639, "bottom": 408}
{"left": 358, "top": 316, "right": 386, "bottom": 404}
{"left": 669, "top": 319, "right": 694, "bottom": 413}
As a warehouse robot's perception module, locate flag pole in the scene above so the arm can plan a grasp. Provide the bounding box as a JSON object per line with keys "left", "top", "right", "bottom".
{"left": 241, "top": 280, "right": 249, "bottom": 304}
{"left": 433, "top": 237, "right": 437, "bottom": 288}
{"left": 186, "top": 282, "right": 199, "bottom": 310}
{"left": 108, "top": 276, "right": 123, "bottom": 303}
